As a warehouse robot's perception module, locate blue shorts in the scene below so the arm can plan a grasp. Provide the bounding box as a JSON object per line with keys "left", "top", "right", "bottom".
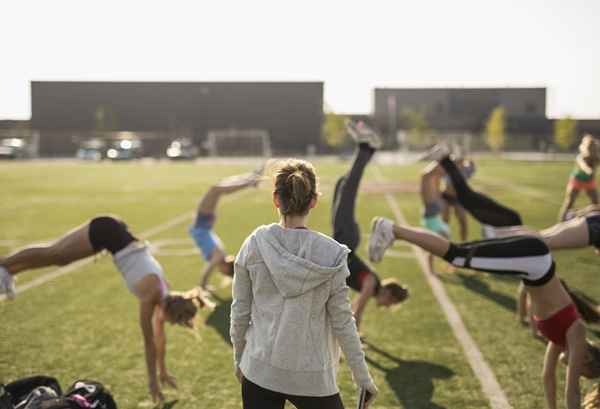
{"left": 189, "top": 213, "right": 222, "bottom": 261}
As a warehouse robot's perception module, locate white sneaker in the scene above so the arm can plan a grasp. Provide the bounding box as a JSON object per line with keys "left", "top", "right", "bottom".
{"left": 369, "top": 217, "right": 396, "bottom": 263}
{"left": 421, "top": 142, "right": 451, "bottom": 162}
{"left": 481, "top": 224, "right": 497, "bottom": 239}
{"left": 0, "top": 266, "right": 16, "bottom": 300}
{"left": 346, "top": 120, "right": 383, "bottom": 150}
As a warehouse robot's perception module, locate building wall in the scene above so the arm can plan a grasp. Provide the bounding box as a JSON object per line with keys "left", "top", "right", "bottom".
{"left": 31, "top": 81, "right": 323, "bottom": 156}
{"left": 374, "top": 87, "right": 547, "bottom": 138}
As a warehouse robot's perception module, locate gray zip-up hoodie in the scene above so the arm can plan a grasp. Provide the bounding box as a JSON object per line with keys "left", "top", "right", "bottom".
{"left": 230, "top": 223, "right": 374, "bottom": 396}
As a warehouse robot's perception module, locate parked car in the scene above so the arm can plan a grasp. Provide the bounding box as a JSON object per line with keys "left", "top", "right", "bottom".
{"left": 76, "top": 139, "right": 105, "bottom": 161}
{"left": 0, "top": 138, "right": 28, "bottom": 159}
{"left": 106, "top": 139, "right": 143, "bottom": 160}
{"left": 166, "top": 138, "right": 199, "bottom": 160}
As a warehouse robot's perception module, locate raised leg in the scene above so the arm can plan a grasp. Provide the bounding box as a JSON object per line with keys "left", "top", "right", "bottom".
{"left": 197, "top": 174, "right": 259, "bottom": 215}
{"left": 1, "top": 222, "right": 95, "bottom": 275}
{"left": 439, "top": 156, "right": 522, "bottom": 226}
{"left": 332, "top": 145, "right": 375, "bottom": 250}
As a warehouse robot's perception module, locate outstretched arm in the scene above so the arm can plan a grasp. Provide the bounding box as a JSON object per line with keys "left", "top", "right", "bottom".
{"left": 199, "top": 248, "right": 225, "bottom": 289}
{"left": 576, "top": 155, "right": 594, "bottom": 175}
{"left": 565, "top": 322, "right": 586, "bottom": 409}
{"left": 352, "top": 274, "right": 377, "bottom": 331}
{"left": 153, "top": 306, "right": 177, "bottom": 390}
{"left": 454, "top": 205, "right": 469, "bottom": 241}
{"left": 543, "top": 341, "right": 561, "bottom": 409}
{"left": 327, "top": 268, "right": 377, "bottom": 400}
{"left": 140, "top": 299, "right": 163, "bottom": 403}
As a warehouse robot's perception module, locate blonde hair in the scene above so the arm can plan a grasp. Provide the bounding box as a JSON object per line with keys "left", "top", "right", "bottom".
{"left": 273, "top": 159, "right": 318, "bottom": 216}
{"left": 163, "top": 287, "right": 215, "bottom": 328}
{"left": 584, "top": 383, "right": 600, "bottom": 408}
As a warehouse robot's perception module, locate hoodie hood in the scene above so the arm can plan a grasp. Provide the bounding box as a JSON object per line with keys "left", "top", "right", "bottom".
{"left": 253, "top": 224, "right": 350, "bottom": 298}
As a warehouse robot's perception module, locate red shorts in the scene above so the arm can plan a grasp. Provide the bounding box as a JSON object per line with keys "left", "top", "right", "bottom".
{"left": 534, "top": 303, "right": 580, "bottom": 347}
{"left": 569, "top": 177, "right": 596, "bottom": 191}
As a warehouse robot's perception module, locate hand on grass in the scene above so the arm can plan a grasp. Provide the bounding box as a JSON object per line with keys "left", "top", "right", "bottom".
{"left": 149, "top": 380, "right": 165, "bottom": 403}
{"left": 160, "top": 372, "right": 178, "bottom": 389}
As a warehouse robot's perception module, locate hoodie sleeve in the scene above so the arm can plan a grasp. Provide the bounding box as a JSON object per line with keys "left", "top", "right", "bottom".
{"left": 230, "top": 237, "right": 253, "bottom": 370}
{"left": 326, "top": 263, "right": 373, "bottom": 388}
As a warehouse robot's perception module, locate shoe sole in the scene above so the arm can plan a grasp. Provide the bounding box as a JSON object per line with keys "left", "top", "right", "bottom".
{"left": 369, "top": 217, "right": 383, "bottom": 263}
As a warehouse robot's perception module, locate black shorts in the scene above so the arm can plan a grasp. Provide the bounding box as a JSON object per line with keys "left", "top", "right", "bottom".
{"left": 346, "top": 252, "right": 381, "bottom": 293}
{"left": 88, "top": 216, "right": 137, "bottom": 255}
{"left": 586, "top": 214, "right": 600, "bottom": 248}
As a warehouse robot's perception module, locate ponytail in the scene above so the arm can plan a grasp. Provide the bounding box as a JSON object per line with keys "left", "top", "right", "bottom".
{"left": 274, "top": 159, "right": 318, "bottom": 216}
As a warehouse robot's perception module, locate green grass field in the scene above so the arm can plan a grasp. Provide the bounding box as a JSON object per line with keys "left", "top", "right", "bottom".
{"left": 1, "top": 157, "right": 599, "bottom": 409}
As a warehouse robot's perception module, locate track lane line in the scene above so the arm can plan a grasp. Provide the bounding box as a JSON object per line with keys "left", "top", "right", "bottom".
{"left": 374, "top": 166, "right": 512, "bottom": 409}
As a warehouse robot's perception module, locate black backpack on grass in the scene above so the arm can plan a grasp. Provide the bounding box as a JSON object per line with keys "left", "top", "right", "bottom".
{"left": 0, "top": 378, "right": 116, "bottom": 409}
{"left": 0, "top": 376, "right": 62, "bottom": 409}
{"left": 65, "top": 380, "right": 116, "bottom": 409}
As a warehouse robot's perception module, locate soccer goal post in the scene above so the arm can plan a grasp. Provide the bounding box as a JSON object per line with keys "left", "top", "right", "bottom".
{"left": 206, "top": 128, "right": 272, "bottom": 157}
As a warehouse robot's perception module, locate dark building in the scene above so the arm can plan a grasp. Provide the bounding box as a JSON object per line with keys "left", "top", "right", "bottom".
{"left": 31, "top": 81, "right": 324, "bottom": 156}
{"left": 373, "top": 87, "right": 551, "bottom": 142}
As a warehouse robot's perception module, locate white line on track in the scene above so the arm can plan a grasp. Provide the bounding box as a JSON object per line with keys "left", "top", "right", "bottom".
{"left": 0, "top": 211, "right": 195, "bottom": 301}
{"left": 374, "top": 166, "right": 512, "bottom": 409}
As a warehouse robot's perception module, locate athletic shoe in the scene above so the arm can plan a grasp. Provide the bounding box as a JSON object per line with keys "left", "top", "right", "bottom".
{"left": 369, "top": 217, "right": 396, "bottom": 263}
{"left": 346, "top": 120, "right": 383, "bottom": 150}
{"left": 420, "top": 142, "right": 450, "bottom": 162}
{"left": 0, "top": 266, "right": 16, "bottom": 300}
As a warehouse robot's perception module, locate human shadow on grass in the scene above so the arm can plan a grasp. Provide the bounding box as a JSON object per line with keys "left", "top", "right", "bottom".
{"left": 440, "top": 272, "right": 517, "bottom": 314}
{"left": 363, "top": 341, "right": 454, "bottom": 409}
{"left": 205, "top": 293, "right": 232, "bottom": 346}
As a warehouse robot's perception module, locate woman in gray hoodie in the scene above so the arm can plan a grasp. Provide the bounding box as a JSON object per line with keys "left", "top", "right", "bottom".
{"left": 230, "top": 159, "right": 378, "bottom": 409}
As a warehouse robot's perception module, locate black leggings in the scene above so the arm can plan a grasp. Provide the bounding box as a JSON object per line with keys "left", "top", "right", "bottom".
{"left": 440, "top": 156, "right": 522, "bottom": 227}
{"left": 242, "top": 378, "right": 344, "bottom": 409}
{"left": 331, "top": 145, "right": 375, "bottom": 251}
{"left": 443, "top": 236, "right": 555, "bottom": 286}
{"left": 88, "top": 216, "right": 137, "bottom": 255}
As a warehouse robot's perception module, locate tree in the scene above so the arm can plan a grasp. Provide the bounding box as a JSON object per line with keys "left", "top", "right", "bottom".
{"left": 401, "top": 109, "right": 433, "bottom": 148}
{"left": 554, "top": 117, "right": 578, "bottom": 150}
{"left": 485, "top": 106, "right": 506, "bottom": 152}
{"left": 322, "top": 112, "right": 349, "bottom": 149}
{"left": 94, "top": 105, "right": 118, "bottom": 133}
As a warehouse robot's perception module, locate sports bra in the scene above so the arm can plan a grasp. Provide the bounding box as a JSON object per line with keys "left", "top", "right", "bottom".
{"left": 113, "top": 241, "right": 169, "bottom": 298}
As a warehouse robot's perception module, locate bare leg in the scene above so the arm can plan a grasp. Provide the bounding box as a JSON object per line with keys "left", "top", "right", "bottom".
{"left": 540, "top": 217, "right": 589, "bottom": 250}
{"left": 558, "top": 186, "right": 579, "bottom": 221}
{"left": 1, "top": 223, "right": 95, "bottom": 275}
{"left": 197, "top": 175, "right": 258, "bottom": 215}
{"left": 587, "top": 188, "right": 599, "bottom": 205}
{"left": 392, "top": 224, "right": 451, "bottom": 257}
